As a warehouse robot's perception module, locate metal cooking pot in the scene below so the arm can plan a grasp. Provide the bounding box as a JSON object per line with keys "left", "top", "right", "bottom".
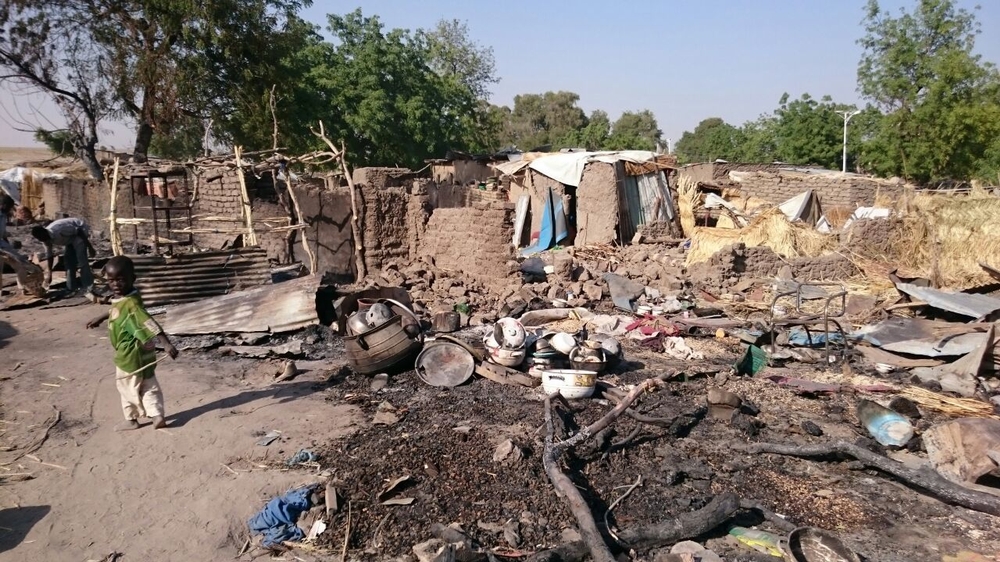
{"left": 347, "top": 311, "right": 371, "bottom": 336}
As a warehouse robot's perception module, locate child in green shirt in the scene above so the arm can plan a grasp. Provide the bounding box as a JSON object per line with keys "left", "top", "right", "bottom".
{"left": 86, "top": 256, "right": 178, "bottom": 431}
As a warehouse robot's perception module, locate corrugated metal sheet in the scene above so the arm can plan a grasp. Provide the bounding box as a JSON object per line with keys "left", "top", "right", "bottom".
{"left": 636, "top": 171, "right": 675, "bottom": 221}
{"left": 614, "top": 161, "right": 637, "bottom": 243}
{"left": 162, "top": 275, "right": 321, "bottom": 335}
{"left": 895, "top": 282, "right": 1000, "bottom": 320}
{"left": 132, "top": 248, "right": 271, "bottom": 307}
{"left": 620, "top": 171, "right": 675, "bottom": 242}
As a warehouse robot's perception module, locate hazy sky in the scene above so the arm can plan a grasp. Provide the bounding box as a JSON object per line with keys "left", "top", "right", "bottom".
{"left": 2, "top": 0, "right": 998, "bottom": 150}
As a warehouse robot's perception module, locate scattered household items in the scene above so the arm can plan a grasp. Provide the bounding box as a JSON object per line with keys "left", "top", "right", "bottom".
{"left": 786, "top": 527, "right": 862, "bottom": 562}
{"left": 857, "top": 399, "right": 914, "bottom": 448}
{"left": 541, "top": 369, "right": 597, "bottom": 399}
{"left": 767, "top": 281, "right": 848, "bottom": 364}
{"left": 923, "top": 418, "right": 1000, "bottom": 488}
{"left": 344, "top": 297, "right": 424, "bottom": 374}
{"left": 484, "top": 318, "right": 527, "bottom": 368}
{"left": 728, "top": 527, "right": 785, "bottom": 558}
{"left": 415, "top": 339, "right": 476, "bottom": 387}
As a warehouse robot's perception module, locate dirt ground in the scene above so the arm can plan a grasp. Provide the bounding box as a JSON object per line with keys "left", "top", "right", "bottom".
{"left": 2, "top": 302, "right": 1000, "bottom": 561}
{"left": 0, "top": 303, "right": 360, "bottom": 562}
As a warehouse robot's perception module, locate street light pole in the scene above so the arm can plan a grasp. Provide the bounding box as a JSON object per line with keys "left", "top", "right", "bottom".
{"left": 840, "top": 110, "right": 861, "bottom": 173}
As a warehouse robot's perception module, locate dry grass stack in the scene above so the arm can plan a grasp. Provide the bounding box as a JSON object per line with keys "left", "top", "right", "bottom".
{"left": 677, "top": 174, "right": 699, "bottom": 237}
{"left": 685, "top": 208, "right": 839, "bottom": 265}
{"left": 885, "top": 190, "right": 1000, "bottom": 288}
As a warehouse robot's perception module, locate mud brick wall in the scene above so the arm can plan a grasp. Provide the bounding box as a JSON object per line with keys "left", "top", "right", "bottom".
{"left": 688, "top": 243, "right": 858, "bottom": 292}
{"left": 576, "top": 163, "right": 619, "bottom": 245}
{"left": 41, "top": 178, "right": 143, "bottom": 242}
{"left": 359, "top": 185, "right": 410, "bottom": 271}
{"left": 41, "top": 178, "right": 111, "bottom": 236}
{"left": 290, "top": 183, "right": 355, "bottom": 279}
{"left": 408, "top": 181, "right": 433, "bottom": 261}
{"left": 420, "top": 201, "right": 517, "bottom": 282}
{"left": 190, "top": 171, "right": 244, "bottom": 249}
{"left": 430, "top": 160, "right": 494, "bottom": 185}
{"left": 730, "top": 170, "right": 903, "bottom": 208}
{"left": 352, "top": 167, "right": 410, "bottom": 189}
{"left": 432, "top": 184, "right": 509, "bottom": 208}
{"left": 254, "top": 200, "right": 292, "bottom": 263}
{"left": 680, "top": 162, "right": 783, "bottom": 185}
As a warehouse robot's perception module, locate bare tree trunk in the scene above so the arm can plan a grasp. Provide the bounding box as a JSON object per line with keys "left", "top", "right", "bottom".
{"left": 77, "top": 143, "right": 104, "bottom": 182}
{"left": 133, "top": 120, "right": 154, "bottom": 163}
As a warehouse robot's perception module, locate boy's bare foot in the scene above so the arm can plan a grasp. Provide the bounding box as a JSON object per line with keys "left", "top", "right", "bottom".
{"left": 151, "top": 416, "right": 166, "bottom": 429}
{"left": 115, "top": 420, "right": 140, "bottom": 431}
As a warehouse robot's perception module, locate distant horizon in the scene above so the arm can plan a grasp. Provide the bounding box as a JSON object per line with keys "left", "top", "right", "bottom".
{"left": 1, "top": 0, "right": 998, "bottom": 152}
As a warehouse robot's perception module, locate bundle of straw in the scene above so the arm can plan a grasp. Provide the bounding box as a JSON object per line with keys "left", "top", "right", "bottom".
{"left": 677, "top": 174, "right": 699, "bottom": 237}
{"left": 685, "top": 208, "right": 838, "bottom": 265}
{"left": 900, "top": 386, "right": 999, "bottom": 420}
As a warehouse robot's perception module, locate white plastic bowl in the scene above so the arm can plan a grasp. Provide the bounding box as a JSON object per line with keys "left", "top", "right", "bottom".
{"left": 484, "top": 335, "right": 526, "bottom": 367}
{"left": 541, "top": 369, "right": 597, "bottom": 399}
{"left": 550, "top": 332, "right": 577, "bottom": 355}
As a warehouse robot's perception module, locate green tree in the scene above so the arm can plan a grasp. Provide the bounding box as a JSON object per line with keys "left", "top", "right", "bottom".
{"left": 148, "top": 116, "right": 209, "bottom": 160}
{"left": 606, "top": 110, "right": 662, "bottom": 151}
{"left": 422, "top": 19, "right": 499, "bottom": 101}
{"left": 310, "top": 10, "right": 479, "bottom": 167}
{"left": 733, "top": 115, "right": 779, "bottom": 163}
{"left": 675, "top": 118, "right": 742, "bottom": 163}
{"left": 507, "top": 91, "right": 587, "bottom": 151}
{"left": 0, "top": 0, "right": 309, "bottom": 177}
{"left": 857, "top": 0, "right": 1000, "bottom": 182}
{"left": 772, "top": 93, "right": 844, "bottom": 168}
{"left": 34, "top": 129, "right": 75, "bottom": 157}
{"left": 555, "top": 110, "right": 610, "bottom": 150}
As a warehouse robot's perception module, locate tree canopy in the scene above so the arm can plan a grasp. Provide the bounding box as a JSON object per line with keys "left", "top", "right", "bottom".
{"left": 856, "top": 0, "right": 1000, "bottom": 182}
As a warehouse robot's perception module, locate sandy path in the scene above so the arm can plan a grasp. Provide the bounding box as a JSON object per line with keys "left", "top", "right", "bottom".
{"left": 0, "top": 304, "right": 360, "bottom": 561}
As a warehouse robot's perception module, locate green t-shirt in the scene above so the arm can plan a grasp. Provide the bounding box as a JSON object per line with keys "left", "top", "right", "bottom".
{"left": 109, "top": 292, "right": 162, "bottom": 378}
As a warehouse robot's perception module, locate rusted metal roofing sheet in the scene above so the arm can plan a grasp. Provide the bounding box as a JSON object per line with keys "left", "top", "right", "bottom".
{"left": 895, "top": 282, "right": 1000, "bottom": 320}
{"left": 161, "top": 274, "right": 320, "bottom": 335}
{"left": 132, "top": 247, "right": 271, "bottom": 307}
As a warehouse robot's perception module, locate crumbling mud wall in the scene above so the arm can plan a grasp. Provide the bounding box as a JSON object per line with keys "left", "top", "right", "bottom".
{"left": 576, "top": 162, "right": 619, "bottom": 245}
{"left": 359, "top": 185, "right": 410, "bottom": 271}
{"left": 41, "top": 177, "right": 141, "bottom": 241}
{"left": 680, "top": 162, "right": 783, "bottom": 185}
{"left": 419, "top": 201, "right": 517, "bottom": 283}
{"left": 687, "top": 243, "right": 858, "bottom": 292}
{"left": 191, "top": 171, "right": 245, "bottom": 250}
{"left": 42, "top": 178, "right": 109, "bottom": 235}
{"left": 431, "top": 184, "right": 508, "bottom": 209}
{"left": 730, "top": 170, "right": 904, "bottom": 208}
{"left": 290, "top": 183, "right": 355, "bottom": 278}
{"left": 352, "top": 167, "right": 410, "bottom": 189}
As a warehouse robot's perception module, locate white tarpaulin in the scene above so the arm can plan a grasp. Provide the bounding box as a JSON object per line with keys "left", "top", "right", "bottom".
{"left": 843, "top": 207, "right": 891, "bottom": 229}
{"left": 0, "top": 167, "right": 60, "bottom": 206}
{"left": 493, "top": 151, "right": 657, "bottom": 187}
{"left": 0, "top": 167, "right": 28, "bottom": 203}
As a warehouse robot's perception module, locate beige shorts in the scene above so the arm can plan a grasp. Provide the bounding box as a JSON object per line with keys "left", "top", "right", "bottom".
{"left": 115, "top": 368, "right": 164, "bottom": 421}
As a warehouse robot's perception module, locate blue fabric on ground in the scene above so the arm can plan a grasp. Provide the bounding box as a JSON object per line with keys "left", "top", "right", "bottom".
{"left": 248, "top": 487, "right": 312, "bottom": 547}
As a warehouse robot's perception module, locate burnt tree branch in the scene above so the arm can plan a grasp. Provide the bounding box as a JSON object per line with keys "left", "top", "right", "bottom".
{"left": 746, "top": 441, "right": 1000, "bottom": 517}
{"left": 542, "top": 379, "right": 662, "bottom": 562}
{"left": 524, "top": 492, "right": 742, "bottom": 562}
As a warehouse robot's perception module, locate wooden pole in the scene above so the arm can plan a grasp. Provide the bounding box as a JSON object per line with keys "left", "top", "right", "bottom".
{"left": 280, "top": 168, "right": 317, "bottom": 274}
{"left": 339, "top": 143, "right": 367, "bottom": 280}
{"left": 233, "top": 146, "right": 258, "bottom": 246}
{"left": 108, "top": 158, "right": 123, "bottom": 256}
{"left": 310, "top": 121, "right": 366, "bottom": 280}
